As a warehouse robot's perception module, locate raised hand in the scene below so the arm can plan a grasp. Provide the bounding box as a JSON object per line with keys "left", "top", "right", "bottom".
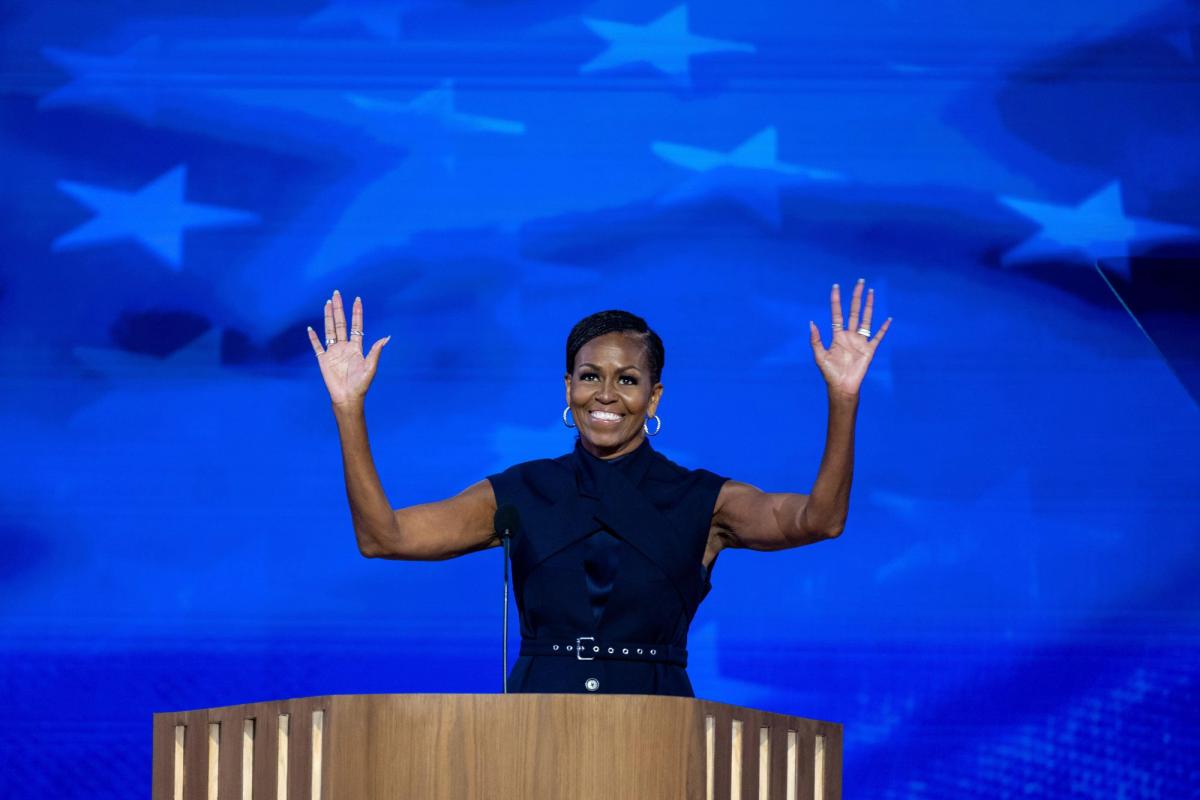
{"left": 808, "top": 278, "right": 892, "bottom": 398}
{"left": 307, "top": 290, "right": 391, "bottom": 409}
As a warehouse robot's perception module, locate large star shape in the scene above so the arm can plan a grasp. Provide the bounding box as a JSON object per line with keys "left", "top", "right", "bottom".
{"left": 54, "top": 165, "right": 260, "bottom": 270}
{"left": 652, "top": 127, "right": 843, "bottom": 227}
{"left": 999, "top": 181, "right": 1199, "bottom": 279}
{"left": 304, "top": 0, "right": 412, "bottom": 40}
{"left": 654, "top": 127, "right": 838, "bottom": 176}
{"left": 580, "top": 5, "right": 755, "bottom": 80}
{"left": 347, "top": 79, "right": 525, "bottom": 137}
{"left": 40, "top": 37, "right": 163, "bottom": 123}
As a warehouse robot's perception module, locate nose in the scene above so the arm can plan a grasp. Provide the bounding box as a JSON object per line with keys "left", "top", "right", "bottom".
{"left": 596, "top": 379, "right": 617, "bottom": 403}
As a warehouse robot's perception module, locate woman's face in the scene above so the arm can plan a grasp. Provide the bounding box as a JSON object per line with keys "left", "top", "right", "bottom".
{"left": 565, "top": 332, "right": 663, "bottom": 460}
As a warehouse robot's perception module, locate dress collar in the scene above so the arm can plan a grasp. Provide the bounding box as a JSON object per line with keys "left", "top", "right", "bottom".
{"left": 572, "top": 436, "right": 655, "bottom": 499}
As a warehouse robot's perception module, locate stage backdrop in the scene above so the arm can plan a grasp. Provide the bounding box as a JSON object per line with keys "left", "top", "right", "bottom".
{"left": 2, "top": 0, "right": 1198, "bottom": 797}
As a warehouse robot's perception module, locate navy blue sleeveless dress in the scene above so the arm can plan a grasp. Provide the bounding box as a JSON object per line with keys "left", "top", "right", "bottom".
{"left": 487, "top": 437, "right": 727, "bottom": 696}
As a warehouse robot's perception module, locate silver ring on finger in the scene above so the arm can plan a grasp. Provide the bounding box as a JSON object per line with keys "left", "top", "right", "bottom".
{"left": 326, "top": 337, "right": 336, "bottom": 346}
{"left": 832, "top": 323, "right": 843, "bottom": 330}
{"left": 350, "top": 329, "right": 363, "bottom": 337}
{"left": 857, "top": 327, "right": 871, "bottom": 336}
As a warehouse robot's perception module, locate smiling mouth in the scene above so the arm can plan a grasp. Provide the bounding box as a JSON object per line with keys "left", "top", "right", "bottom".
{"left": 589, "top": 410, "right": 624, "bottom": 424}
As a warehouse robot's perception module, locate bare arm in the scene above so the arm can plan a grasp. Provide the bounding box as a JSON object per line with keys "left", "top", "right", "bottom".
{"left": 709, "top": 279, "right": 889, "bottom": 557}
{"left": 710, "top": 389, "right": 858, "bottom": 555}
{"left": 332, "top": 403, "right": 499, "bottom": 560}
{"left": 308, "top": 291, "right": 498, "bottom": 561}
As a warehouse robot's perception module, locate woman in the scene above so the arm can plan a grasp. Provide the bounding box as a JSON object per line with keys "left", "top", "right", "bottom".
{"left": 307, "top": 281, "right": 891, "bottom": 696}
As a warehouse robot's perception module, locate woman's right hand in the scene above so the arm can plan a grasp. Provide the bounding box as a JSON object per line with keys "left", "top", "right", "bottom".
{"left": 307, "top": 290, "right": 391, "bottom": 410}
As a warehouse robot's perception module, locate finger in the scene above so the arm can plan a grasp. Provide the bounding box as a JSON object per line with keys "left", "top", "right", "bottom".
{"left": 332, "top": 289, "right": 347, "bottom": 341}
{"left": 808, "top": 320, "right": 824, "bottom": 354}
{"left": 847, "top": 278, "right": 864, "bottom": 331}
{"left": 352, "top": 296, "right": 364, "bottom": 354}
{"left": 307, "top": 325, "right": 325, "bottom": 356}
{"left": 870, "top": 316, "right": 893, "bottom": 347}
{"left": 830, "top": 283, "right": 844, "bottom": 332}
{"left": 364, "top": 335, "right": 391, "bottom": 376}
{"left": 324, "top": 299, "right": 335, "bottom": 345}
{"left": 861, "top": 287, "right": 875, "bottom": 332}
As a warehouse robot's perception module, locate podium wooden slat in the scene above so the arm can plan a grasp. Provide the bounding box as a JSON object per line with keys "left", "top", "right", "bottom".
{"left": 768, "top": 719, "right": 788, "bottom": 800}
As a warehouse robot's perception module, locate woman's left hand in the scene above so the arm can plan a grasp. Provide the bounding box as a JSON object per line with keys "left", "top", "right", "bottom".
{"left": 809, "top": 278, "right": 892, "bottom": 398}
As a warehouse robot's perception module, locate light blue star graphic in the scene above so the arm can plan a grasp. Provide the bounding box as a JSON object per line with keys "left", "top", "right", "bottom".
{"left": 580, "top": 5, "right": 755, "bottom": 80}
{"left": 54, "top": 165, "right": 260, "bottom": 270}
{"left": 999, "top": 181, "right": 1199, "bottom": 279}
{"left": 304, "top": 0, "right": 412, "bottom": 40}
{"left": 347, "top": 80, "right": 526, "bottom": 136}
{"left": 653, "top": 127, "right": 843, "bottom": 227}
{"left": 654, "top": 127, "right": 838, "bottom": 176}
{"left": 40, "top": 37, "right": 162, "bottom": 123}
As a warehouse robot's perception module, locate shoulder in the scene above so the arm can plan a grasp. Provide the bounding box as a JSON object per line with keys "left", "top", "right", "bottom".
{"left": 487, "top": 452, "right": 575, "bottom": 503}
{"left": 647, "top": 448, "right": 728, "bottom": 487}
{"left": 712, "top": 479, "right": 758, "bottom": 518}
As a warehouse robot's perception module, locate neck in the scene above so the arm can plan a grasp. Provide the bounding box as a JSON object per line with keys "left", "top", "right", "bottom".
{"left": 579, "top": 433, "right": 646, "bottom": 461}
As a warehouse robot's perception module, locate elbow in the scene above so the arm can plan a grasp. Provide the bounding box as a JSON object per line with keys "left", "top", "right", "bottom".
{"left": 796, "top": 507, "right": 844, "bottom": 542}
{"left": 355, "top": 513, "right": 409, "bottom": 559}
{"left": 355, "top": 521, "right": 416, "bottom": 559}
{"left": 797, "top": 526, "right": 842, "bottom": 544}
{"left": 354, "top": 527, "right": 387, "bottom": 559}
{"left": 817, "top": 515, "right": 846, "bottom": 539}
{"left": 804, "top": 516, "right": 844, "bottom": 541}
{"left": 356, "top": 538, "right": 381, "bottom": 558}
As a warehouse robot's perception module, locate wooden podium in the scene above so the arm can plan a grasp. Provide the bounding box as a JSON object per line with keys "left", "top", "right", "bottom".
{"left": 153, "top": 694, "right": 841, "bottom": 799}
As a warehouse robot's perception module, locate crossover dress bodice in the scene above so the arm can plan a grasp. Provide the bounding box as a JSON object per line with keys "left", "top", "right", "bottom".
{"left": 487, "top": 437, "right": 727, "bottom": 696}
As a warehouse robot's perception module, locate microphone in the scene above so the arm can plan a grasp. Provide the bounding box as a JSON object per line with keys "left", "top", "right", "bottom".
{"left": 493, "top": 504, "right": 520, "bottom": 693}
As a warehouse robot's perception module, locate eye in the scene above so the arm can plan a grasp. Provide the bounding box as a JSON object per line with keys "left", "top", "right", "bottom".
{"left": 619, "top": 375, "right": 638, "bottom": 385}
{"left": 580, "top": 371, "right": 599, "bottom": 381}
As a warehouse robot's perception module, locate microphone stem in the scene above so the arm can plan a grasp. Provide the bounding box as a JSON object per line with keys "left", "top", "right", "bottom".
{"left": 502, "top": 532, "right": 511, "bottom": 694}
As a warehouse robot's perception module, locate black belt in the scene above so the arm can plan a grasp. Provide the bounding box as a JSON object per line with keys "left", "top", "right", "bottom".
{"left": 520, "top": 637, "right": 688, "bottom": 668}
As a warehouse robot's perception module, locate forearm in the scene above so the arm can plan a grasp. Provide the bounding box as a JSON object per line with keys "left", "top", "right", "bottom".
{"left": 799, "top": 390, "right": 859, "bottom": 538}
{"left": 331, "top": 401, "right": 397, "bottom": 556}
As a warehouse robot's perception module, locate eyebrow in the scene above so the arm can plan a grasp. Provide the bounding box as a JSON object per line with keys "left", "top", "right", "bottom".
{"left": 578, "top": 362, "right": 643, "bottom": 372}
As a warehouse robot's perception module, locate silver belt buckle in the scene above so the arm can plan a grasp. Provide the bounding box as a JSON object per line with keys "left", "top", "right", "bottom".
{"left": 576, "top": 636, "right": 595, "bottom": 661}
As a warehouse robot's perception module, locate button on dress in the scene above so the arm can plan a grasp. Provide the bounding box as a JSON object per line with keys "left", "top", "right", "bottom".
{"left": 487, "top": 437, "right": 727, "bottom": 696}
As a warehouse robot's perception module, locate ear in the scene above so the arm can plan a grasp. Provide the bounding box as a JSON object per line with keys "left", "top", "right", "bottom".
{"left": 564, "top": 373, "right": 572, "bottom": 405}
{"left": 647, "top": 382, "right": 664, "bottom": 418}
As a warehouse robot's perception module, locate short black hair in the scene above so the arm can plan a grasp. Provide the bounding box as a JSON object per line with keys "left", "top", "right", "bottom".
{"left": 566, "top": 310, "right": 664, "bottom": 384}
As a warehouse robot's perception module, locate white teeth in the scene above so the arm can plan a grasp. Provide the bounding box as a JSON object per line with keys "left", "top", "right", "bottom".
{"left": 590, "top": 411, "right": 622, "bottom": 421}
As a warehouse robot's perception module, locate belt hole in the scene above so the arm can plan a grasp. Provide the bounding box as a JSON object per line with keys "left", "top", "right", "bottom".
{"left": 637, "top": 649, "right": 643, "bottom": 654}
{"left": 552, "top": 645, "right": 559, "bottom": 651}
{"left": 607, "top": 647, "right": 614, "bottom": 653}
{"left": 567, "top": 646, "right": 573, "bottom": 651}
{"left": 622, "top": 648, "right": 629, "bottom": 654}
{"left": 593, "top": 646, "right": 599, "bottom": 652}
{"left": 651, "top": 649, "right": 657, "bottom": 655}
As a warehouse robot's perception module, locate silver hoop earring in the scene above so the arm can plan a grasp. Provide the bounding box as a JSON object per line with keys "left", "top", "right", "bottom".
{"left": 643, "top": 414, "right": 661, "bottom": 436}
{"left": 562, "top": 406, "right": 576, "bottom": 428}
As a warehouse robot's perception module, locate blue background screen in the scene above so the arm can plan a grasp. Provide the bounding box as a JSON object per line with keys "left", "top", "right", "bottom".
{"left": 2, "top": 0, "right": 1198, "bottom": 796}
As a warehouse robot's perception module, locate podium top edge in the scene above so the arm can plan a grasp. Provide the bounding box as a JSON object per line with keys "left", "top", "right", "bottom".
{"left": 152, "top": 693, "right": 841, "bottom": 729}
